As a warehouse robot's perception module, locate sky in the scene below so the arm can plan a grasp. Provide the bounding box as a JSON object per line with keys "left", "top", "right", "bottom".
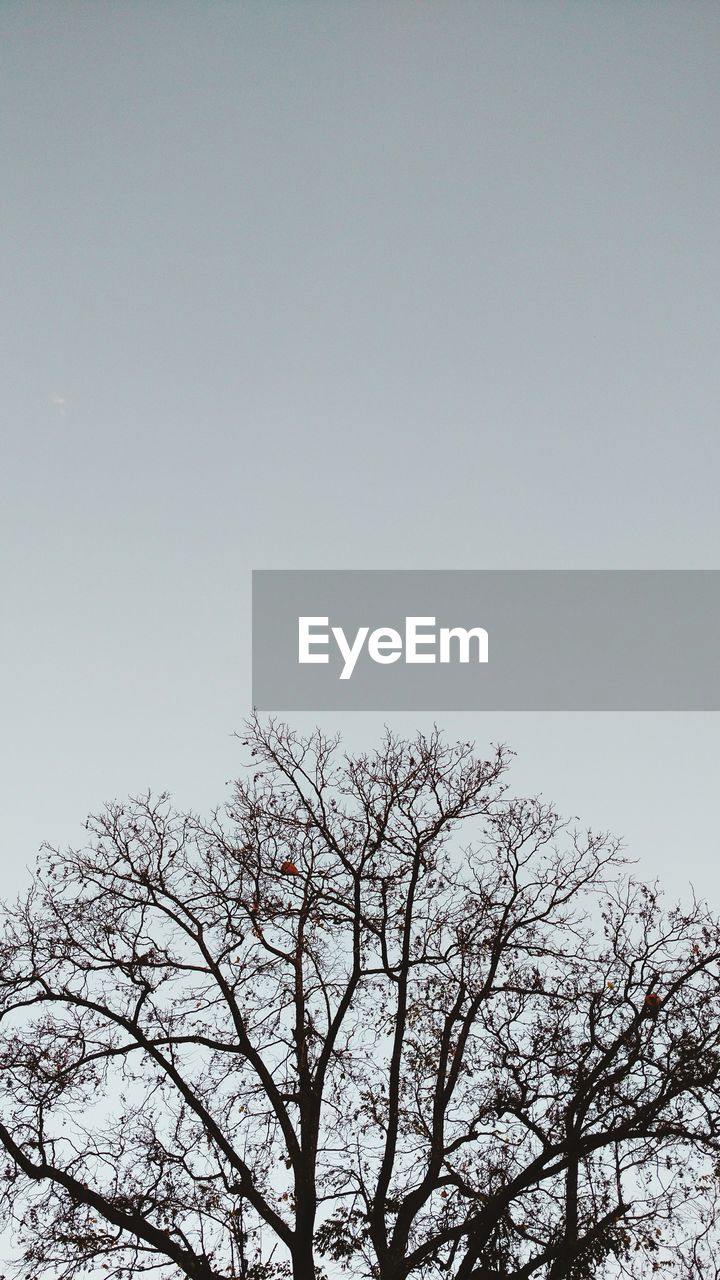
{"left": 2, "top": 1, "right": 720, "bottom": 917}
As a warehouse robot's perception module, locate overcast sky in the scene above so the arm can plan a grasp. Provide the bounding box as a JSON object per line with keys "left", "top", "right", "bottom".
{"left": 1, "top": 2, "right": 719, "bottom": 909}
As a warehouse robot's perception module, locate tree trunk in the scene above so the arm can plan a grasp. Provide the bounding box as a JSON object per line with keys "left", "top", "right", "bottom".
{"left": 291, "top": 1241, "right": 315, "bottom": 1280}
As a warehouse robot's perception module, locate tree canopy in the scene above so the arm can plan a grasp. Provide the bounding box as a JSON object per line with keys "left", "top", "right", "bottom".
{"left": 2, "top": 719, "right": 720, "bottom": 1280}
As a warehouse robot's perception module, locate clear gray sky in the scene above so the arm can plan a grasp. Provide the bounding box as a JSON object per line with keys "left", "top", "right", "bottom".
{"left": 2, "top": 2, "right": 719, "bottom": 905}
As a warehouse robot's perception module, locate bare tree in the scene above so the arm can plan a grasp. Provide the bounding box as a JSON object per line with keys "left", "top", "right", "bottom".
{"left": 1, "top": 719, "right": 719, "bottom": 1280}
